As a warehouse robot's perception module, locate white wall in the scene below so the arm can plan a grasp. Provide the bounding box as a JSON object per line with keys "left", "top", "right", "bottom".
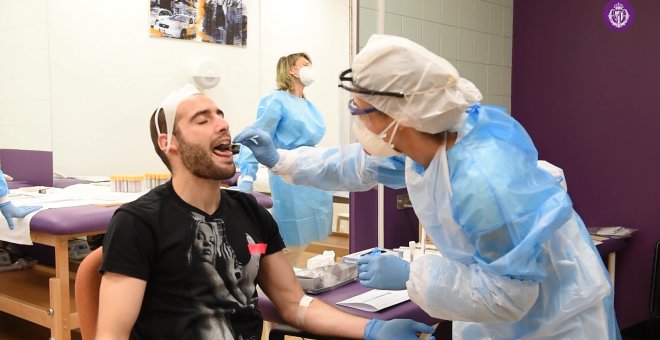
{"left": 359, "top": 0, "right": 513, "bottom": 108}
{"left": 259, "top": 0, "right": 350, "bottom": 149}
{"left": 0, "top": 0, "right": 350, "bottom": 176}
{"left": 0, "top": 0, "right": 52, "bottom": 152}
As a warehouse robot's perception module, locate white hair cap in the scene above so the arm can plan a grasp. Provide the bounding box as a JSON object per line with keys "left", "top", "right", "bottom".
{"left": 154, "top": 83, "right": 201, "bottom": 150}
{"left": 351, "top": 34, "right": 483, "bottom": 133}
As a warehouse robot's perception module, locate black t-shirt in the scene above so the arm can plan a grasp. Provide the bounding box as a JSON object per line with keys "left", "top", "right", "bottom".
{"left": 101, "top": 182, "right": 285, "bottom": 340}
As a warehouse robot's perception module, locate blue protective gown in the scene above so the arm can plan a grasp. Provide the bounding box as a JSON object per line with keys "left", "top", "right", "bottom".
{"left": 237, "top": 90, "right": 333, "bottom": 246}
{"left": 0, "top": 169, "right": 8, "bottom": 203}
{"left": 273, "top": 105, "right": 620, "bottom": 339}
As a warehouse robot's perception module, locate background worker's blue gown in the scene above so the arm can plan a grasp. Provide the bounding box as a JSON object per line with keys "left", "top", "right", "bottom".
{"left": 238, "top": 90, "right": 332, "bottom": 246}
{"left": 0, "top": 169, "right": 7, "bottom": 201}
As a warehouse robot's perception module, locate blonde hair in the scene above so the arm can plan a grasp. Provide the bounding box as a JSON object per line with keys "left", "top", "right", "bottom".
{"left": 275, "top": 52, "right": 311, "bottom": 92}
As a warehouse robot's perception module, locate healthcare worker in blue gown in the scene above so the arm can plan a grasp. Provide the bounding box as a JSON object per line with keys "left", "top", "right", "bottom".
{"left": 1, "top": 169, "right": 41, "bottom": 230}
{"left": 236, "top": 52, "right": 333, "bottom": 265}
{"left": 235, "top": 35, "right": 621, "bottom": 339}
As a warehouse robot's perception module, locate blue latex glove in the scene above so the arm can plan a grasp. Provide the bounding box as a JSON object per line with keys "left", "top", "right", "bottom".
{"left": 236, "top": 180, "right": 253, "bottom": 192}
{"left": 233, "top": 127, "right": 280, "bottom": 168}
{"left": 0, "top": 202, "right": 42, "bottom": 230}
{"left": 364, "top": 319, "right": 436, "bottom": 340}
{"left": 357, "top": 254, "right": 410, "bottom": 290}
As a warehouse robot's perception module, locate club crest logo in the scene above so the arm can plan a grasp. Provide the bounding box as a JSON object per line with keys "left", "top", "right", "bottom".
{"left": 603, "top": 1, "right": 635, "bottom": 31}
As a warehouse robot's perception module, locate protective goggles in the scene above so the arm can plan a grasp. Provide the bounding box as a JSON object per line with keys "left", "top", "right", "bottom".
{"left": 338, "top": 69, "right": 405, "bottom": 98}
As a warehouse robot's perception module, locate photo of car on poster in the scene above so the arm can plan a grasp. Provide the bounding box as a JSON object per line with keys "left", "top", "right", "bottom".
{"left": 150, "top": 0, "right": 247, "bottom": 47}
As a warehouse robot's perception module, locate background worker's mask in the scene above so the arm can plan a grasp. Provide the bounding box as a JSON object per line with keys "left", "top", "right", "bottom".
{"left": 298, "top": 66, "right": 316, "bottom": 86}
{"left": 351, "top": 117, "right": 401, "bottom": 157}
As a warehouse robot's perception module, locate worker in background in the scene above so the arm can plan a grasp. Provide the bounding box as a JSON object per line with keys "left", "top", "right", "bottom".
{"left": 235, "top": 34, "right": 621, "bottom": 339}
{"left": 235, "top": 52, "right": 333, "bottom": 266}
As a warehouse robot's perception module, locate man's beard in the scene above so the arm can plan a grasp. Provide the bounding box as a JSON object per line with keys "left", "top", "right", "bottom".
{"left": 176, "top": 133, "right": 236, "bottom": 180}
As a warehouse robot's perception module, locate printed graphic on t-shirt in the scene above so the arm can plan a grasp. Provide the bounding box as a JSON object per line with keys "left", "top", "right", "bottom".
{"left": 187, "top": 212, "right": 262, "bottom": 340}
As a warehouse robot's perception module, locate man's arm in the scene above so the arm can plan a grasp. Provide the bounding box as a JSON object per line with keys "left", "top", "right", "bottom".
{"left": 257, "top": 251, "right": 368, "bottom": 339}
{"left": 96, "top": 272, "right": 147, "bottom": 340}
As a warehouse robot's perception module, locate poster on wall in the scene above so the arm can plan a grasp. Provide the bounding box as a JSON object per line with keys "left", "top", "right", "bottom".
{"left": 150, "top": 0, "right": 247, "bottom": 47}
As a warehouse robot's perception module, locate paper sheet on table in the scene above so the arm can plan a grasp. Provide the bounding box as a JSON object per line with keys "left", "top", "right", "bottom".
{"left": 596, "top": 226, "right": 634, "bottom": 238}
{"left": 0, "top": 185, "right": 142, "bottom": 245}
{"left": 336, "top": 289, "right": 409, "bottom": 312}
{"left": 0, "top": 209, "right": 42, "bottom": 245}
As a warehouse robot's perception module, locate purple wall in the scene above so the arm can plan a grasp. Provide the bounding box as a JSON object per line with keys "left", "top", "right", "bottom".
{"left": 513, "top": 0, "right": 660, "bottom": 329}
{"left": 0, "top": 149, "right": 53, "bottom": 187}
{"left": 350, "top": 187, "right": 419, "bottom": 253}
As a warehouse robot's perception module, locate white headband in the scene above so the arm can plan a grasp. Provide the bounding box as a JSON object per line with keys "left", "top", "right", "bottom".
{"left": 154, "top": 83, "right": 201, "bottom": 150}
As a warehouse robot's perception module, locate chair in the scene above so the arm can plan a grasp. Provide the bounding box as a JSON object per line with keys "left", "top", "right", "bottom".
{"left": 75, "top": 247, "right": 103, "bottom": 340}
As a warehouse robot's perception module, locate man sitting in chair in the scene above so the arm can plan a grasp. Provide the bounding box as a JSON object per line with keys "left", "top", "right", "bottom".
{"left": 95, "top": 84, "right": 435, "bottom": 340}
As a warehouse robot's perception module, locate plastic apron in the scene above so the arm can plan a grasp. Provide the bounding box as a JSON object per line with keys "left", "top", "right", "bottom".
{"left": 404, "top": 135, "right": 618, "bottom": 339}
{"left": 405, "top": 137, "right": 474, "bottom": 263}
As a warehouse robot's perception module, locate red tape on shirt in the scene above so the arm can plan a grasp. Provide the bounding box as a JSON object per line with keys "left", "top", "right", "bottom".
{"left": 248, "top": 243, "right": 267, "bottom": 255}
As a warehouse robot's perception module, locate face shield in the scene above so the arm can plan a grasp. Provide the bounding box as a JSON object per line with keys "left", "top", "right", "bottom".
{"left": 342, "top": 34, "right": 483, "bottom": 135}
{"left": 338, "top": 69, "right": 404, "bottom": 157}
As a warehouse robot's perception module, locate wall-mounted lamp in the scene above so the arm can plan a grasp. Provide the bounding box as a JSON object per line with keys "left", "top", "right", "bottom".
{"left": 190, "top": 57, "right": 221, "bottom": 90}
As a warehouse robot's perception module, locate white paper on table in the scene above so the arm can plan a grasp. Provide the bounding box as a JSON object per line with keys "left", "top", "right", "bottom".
{"left": 596, "top": 226, "right": 633, "bottom": 238}
{"left": 1, "top": 184, "right": 142, "bottom": 245}
{"left": 11, "top": 184, "right": 142, "bottom": 208}
{"left": 336, "top": 289, "right": 409, "bottom": 312}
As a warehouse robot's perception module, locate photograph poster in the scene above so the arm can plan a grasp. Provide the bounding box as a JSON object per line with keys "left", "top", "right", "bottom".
{"left": 150, "top": 0, "right": 247, "bottom": 47}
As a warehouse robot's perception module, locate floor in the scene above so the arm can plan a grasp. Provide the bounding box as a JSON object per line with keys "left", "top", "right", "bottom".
{"left": 0, "top": 236, "right": 349, "bottom": 340}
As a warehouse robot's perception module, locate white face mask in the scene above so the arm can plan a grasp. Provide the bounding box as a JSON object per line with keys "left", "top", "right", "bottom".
{"left": 352, "top": 118, "right": 401, "bottom": 157}
{"left": 297, "top": 66, "right": 316, "bottom": 86}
